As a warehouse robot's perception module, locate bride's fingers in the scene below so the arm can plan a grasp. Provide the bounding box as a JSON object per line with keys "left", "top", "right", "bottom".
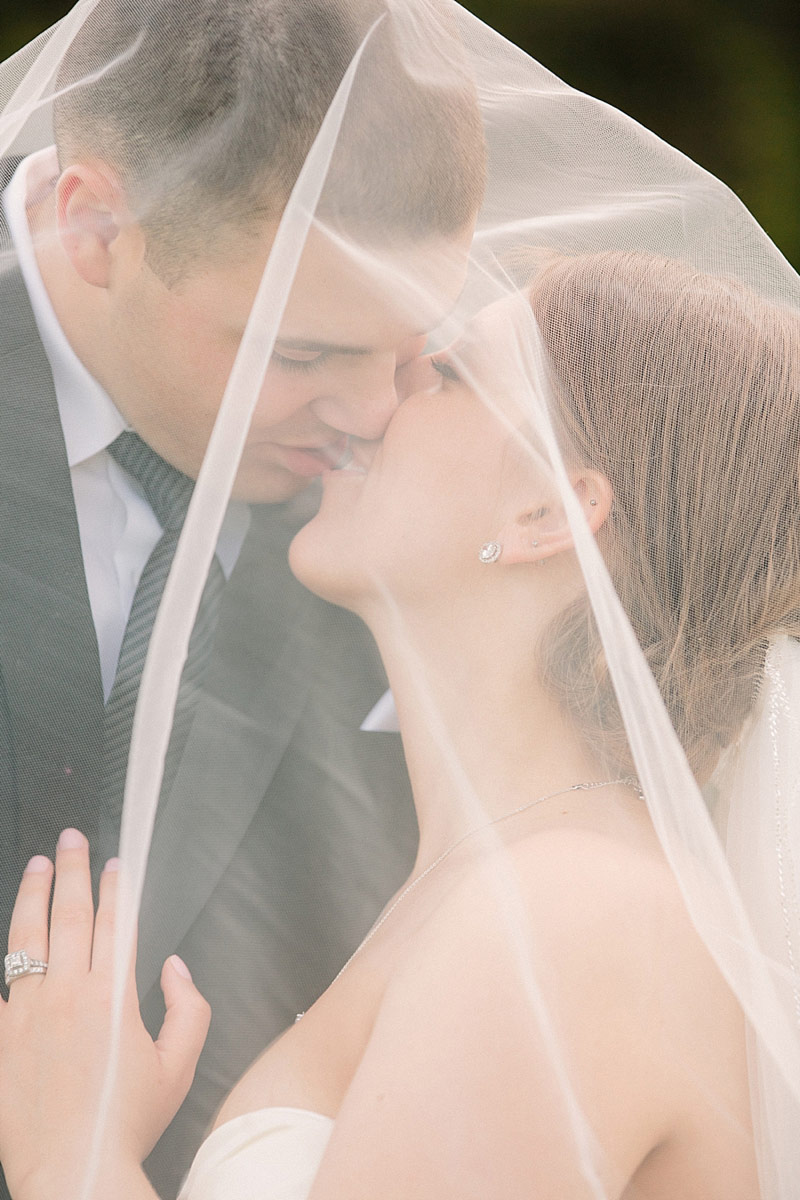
{"left": 155, "top": 957, "right": 211, "bottom": 1096}
{"left": 47, "top": 829, "right": 95, "bottom": 977}
{"left": 90, "top": 857, "right": 120, "bottom": 973}
{"left": 5, "top": 855, "right": 54, "bottom": 996}
{"left": 91, "top": 858, "right": 137, "bottom": 988}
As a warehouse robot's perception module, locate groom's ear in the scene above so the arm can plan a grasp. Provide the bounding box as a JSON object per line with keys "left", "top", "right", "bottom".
{"left": 498, "top": 469, "right": 613, "bottom": 565}
{"left": 56, "top": 161, "right": 145, "bottom": 289}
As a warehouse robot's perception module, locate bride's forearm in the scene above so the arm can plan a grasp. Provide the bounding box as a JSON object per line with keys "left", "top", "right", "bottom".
{"left": 16, "top": 1161, "right": 159, "bottom": 1200}
{"left": 100, "top": 1163, "right": 161, "bottom": 1200}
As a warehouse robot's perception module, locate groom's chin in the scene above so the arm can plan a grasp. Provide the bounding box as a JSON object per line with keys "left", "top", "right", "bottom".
{"left": 231, "top": 463, "right": 319, "bottom": 505}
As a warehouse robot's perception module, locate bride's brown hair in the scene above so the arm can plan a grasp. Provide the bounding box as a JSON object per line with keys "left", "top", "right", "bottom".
{"left": 527, "top": 250, "right": 800, "bottom": 779}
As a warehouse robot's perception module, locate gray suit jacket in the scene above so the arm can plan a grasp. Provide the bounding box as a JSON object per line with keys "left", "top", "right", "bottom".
{"left": 0, "top": 182, "right": 416, "bottom": 1197}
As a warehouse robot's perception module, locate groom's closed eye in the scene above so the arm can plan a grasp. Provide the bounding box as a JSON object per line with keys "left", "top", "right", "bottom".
{"left": 271, "top": 349, "right": 332, "bottom": 373}
{"left": 271, "top": 337, "right": 375, "bottom": 373}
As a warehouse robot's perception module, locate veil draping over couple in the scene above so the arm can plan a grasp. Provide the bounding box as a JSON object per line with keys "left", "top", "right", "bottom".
{"left": 0, "top": 1, "right": 798, "bottom": 1197}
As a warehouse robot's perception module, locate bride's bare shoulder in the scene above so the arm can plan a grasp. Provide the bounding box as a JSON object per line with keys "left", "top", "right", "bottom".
{"left": 392, "top": 808, "right": 743, "bottom": 1084}
{"left": 420, "top": 804, "right": 686, "bottom": 949}
{"left": 368, "top": 810, "right": 751, "bottom": 1192}
{"left": 507, "top": 814, "right": 687, "bottom": 944}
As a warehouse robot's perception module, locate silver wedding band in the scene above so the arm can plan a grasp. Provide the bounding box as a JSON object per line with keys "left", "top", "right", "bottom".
{"left": 4, "top": 949, "right": 48, "bottom": 987}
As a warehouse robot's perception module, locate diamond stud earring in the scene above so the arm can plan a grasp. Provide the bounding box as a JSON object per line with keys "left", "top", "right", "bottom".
{"left": 479, "top": 541, "right": 502, "bottom": 564}
{"left": 589, "top": 498, "right": 598, "bottom": 506}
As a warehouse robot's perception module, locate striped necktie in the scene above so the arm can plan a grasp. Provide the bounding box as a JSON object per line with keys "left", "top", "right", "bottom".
{"left": 101, "top": 431, "right": 225, "bottom": 854}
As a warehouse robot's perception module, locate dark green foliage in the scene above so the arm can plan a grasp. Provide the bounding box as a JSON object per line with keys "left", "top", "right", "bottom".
{"left": 2, "top": 0, "right": 798, "bottom": 265}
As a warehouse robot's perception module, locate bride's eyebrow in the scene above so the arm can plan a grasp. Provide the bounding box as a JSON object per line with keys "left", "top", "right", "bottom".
{"left": 275, "top": 326, "right": 431, "bottom": 357}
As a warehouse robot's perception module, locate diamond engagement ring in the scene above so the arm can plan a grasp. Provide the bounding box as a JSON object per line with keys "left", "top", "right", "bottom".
{"left": 4, "top": 949, "right": 48, "bottom": 986}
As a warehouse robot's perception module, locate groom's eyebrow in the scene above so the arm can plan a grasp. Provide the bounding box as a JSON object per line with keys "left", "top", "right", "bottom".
{"left": 275, "top": 328, "right": 429, "bottom": 356}
{"left": 275, "top": 337, "right": 373, "bottom": 356}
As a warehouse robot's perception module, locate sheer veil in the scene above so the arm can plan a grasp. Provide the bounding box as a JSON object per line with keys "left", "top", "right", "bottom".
{"left": 0, "top": 1, "right": 799, "bottom": 1196}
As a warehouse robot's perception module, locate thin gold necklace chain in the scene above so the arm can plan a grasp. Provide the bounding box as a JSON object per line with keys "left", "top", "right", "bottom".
{"left": 296, "top": 775, "right": 639, "bottom": 1020}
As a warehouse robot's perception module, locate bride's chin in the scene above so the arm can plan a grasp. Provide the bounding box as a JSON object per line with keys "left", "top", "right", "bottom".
{"left": 288, "top": 521, "right": 368, "bottom": 611}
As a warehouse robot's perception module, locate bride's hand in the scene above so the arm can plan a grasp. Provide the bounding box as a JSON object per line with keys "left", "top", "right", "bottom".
{"left": 0, "top": 829, "right": 211, "bottom": 1200}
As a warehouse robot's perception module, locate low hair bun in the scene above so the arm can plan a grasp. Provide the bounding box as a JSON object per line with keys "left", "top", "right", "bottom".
{"left": 529, "top": 251, "right": 800, "bottom": 783}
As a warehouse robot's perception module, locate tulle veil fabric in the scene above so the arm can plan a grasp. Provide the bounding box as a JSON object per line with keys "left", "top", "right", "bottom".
{"left": 0, "top": 1, "right": 799, "bottom": 1196}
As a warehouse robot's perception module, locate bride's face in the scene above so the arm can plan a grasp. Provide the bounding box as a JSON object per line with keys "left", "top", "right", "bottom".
{"left": 289, "top": 298, "right": 550, "bottom": 613}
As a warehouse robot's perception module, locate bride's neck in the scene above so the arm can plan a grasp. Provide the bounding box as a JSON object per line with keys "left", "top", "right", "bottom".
{"left": 364, "top": 596, "right": 604, "bottom": 867}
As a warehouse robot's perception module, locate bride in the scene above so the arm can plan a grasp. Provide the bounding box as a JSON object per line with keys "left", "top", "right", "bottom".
{"left": 0, "top": 246, "right": 796, "bottom": 1198}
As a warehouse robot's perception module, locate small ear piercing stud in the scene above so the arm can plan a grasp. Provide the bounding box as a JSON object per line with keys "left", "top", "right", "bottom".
{"left": 589, "top": 498, "right": 598, "bottom": 506}
{"left": 479, "top": 541, "right": 502, "bottom": 564}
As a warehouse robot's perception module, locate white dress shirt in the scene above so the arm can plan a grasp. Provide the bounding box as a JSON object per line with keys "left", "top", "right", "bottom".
{"left": 360, "top": 689, "right": 400, "bottom": 732}
{"left": 3, "top": 149, "right": 250, "bottom": 700}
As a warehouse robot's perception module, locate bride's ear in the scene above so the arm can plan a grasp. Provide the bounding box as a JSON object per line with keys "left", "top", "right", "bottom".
{"left": 498, "top": 469, "right": 613, "bottom": 565}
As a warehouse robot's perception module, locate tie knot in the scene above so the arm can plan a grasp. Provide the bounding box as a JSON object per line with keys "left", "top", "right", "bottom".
{"left": 108, "top": 431, "right": 195, "bottom": 531}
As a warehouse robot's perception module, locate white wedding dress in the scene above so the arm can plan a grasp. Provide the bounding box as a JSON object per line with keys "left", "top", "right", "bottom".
{"left": 177, "top": 1107, "right": 334, "bottom": 1200}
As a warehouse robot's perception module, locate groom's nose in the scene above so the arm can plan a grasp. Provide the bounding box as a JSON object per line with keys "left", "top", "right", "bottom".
{"left": 309, "top": 356, "right": 398, "bottom": 440}
{"left": 397, "top": 333, "right": 428, "bottom": 367}
{"left": 394, "top": 333, "right": 429, "bottom": 401}
{"left": 395, "top": 351, "right": 440, "bottom": 400}
{"left": 311, "top": 334, "right": 427, "bottom": 440}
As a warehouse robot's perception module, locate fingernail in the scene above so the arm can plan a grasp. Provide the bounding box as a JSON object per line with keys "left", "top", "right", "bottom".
{"left": 104, "top": 857, "right": 121, "bottom": 873}
{"left": 169, "top": 955, "right": 192, "bottom": 981}
{"left": 58, "top": 828, "right": 86, "bottom": 850}
{"left": 24, "top": 855, "right": 51, "bottom": 874}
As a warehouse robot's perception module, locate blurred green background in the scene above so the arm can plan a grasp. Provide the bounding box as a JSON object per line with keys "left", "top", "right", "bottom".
{"left": 1, "top": 0, "right": 798, "bottom": 265}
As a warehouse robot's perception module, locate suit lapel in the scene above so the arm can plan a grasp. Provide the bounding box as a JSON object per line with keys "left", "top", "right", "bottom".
{"left": 136, "top": 503, "right": 316, "bottom": 994}
{"left": 0, "top": 245, "right": 104, "bottom": 863}
{"left": 0, "top": 169, "right": 318, "bottom": 977}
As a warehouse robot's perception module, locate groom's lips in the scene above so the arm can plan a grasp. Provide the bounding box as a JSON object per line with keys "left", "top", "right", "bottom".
{"left": 278, "top": 438, "right": 349, "bottom": 477}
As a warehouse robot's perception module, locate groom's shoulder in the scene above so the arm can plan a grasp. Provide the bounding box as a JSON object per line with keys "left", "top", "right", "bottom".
{"left": 0, "top": 161, "right": 43, "bottom": 361}
{"left": 0, "top": 157, "right": 21, "bottom": 194}
{"left": 0, "top": 156, "right": 22, "bottom": 263}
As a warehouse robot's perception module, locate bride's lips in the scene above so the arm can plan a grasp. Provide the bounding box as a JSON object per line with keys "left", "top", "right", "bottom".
{"left": 321, "top": 440, "right": 376, "bottom": 481}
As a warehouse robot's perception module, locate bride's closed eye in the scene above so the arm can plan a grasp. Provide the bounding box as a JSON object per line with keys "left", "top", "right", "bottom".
{"left": 429, "top": 355, "right": 461, "bottom": 384}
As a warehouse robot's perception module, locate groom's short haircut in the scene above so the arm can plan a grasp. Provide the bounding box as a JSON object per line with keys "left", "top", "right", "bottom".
{"left": 54, "top": 0, "right": 485, "bottom": 279}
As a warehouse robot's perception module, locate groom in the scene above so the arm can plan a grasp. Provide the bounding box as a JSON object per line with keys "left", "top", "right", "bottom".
{"left": 0, "top": 0, "right": 483, "bottom": 1195}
